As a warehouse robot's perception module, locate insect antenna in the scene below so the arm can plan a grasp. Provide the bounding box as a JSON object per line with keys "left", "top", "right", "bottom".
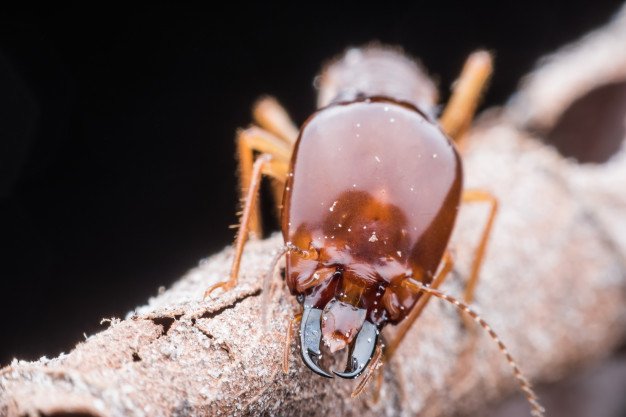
{"left": 403, "top": 278, "right": 545, "bottom": 417}
{"left": 261, "top": 244, "right": 291, "bottom": 328}
{"left": 261, "top": 242, "right": 317, "bottom": 328}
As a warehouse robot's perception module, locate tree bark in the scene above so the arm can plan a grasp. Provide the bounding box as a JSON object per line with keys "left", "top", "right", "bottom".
{"left": 3, "top": 7, "right": 626, "bottom": 417}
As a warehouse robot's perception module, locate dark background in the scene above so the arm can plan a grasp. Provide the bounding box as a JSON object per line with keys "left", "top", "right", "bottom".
{"left": 0, "top": 3, "right": 624, "bottom": 410}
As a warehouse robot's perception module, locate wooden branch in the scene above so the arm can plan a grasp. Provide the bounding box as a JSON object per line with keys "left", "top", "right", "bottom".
{"left": 3, "top": 8, "right": 626, "bottom": 417}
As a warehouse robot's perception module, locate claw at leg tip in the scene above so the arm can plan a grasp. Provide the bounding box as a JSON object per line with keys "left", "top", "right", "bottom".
{"left": 203, "top": 282, "right": 232, "bottom": 300}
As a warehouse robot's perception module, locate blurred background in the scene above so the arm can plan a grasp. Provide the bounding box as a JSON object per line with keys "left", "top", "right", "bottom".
{"left": 1, "top": 2, "right": 625, "bottom": 416}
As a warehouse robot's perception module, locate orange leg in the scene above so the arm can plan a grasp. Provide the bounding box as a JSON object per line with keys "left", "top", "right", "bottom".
{"left": 461, "top": 189, "right": 498, "bottom": 304}
{"left": 250, "top": 97, "right": 299, "bottom": 221}
{"left": 204, "top": 98, "right": 297, "bottom": 299}
{"left": 203, "top": 153, "right": 289, "bottom": 298}
{"left": 351, "top": 343, "right": 384, "bottom": 398}
{"left": 283, "top": 313, "right": 302, "bottom": 374}
{"left": 369, "top": 360, "right": 385, "bottom": 404}
{"left": 252, "top": 96, "right": 299, "bottom": 145}
{"left": 235, "top": 127, "right": 292, "bottom": 238}
{"left": 439, "top": 50, "right": 493, "bottom": 142}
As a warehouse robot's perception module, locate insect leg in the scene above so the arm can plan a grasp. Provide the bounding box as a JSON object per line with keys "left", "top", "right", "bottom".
{"left": 236, "top": 127, "right": 292, "bottom": 238}
{"left": 250, "top": 97, "right": 298, "bottom": 215}
{"left": 461, "top": 189, "right": 498, "bottom": 304}
{"left": 282, "top": 312, "right": 302, "bottom": 374}
{"left": 368, "top": 357, "right": 385, "bottom": 404}
{"left": 385, "top": 251, "right": 454, "bottom": 360}
{"left": 204, "top": 153, "right": 290, "bottom": 298}
{"left": 359, "top": 338, "right": 387, "bottom": 406}
{"left": 351, "top": 343, "right": 384, "bottom": 398}
{"left": 252, "top": 96, "right": 299, "bottom": 145}
{"left": 439, "top": 50, "right": 493, "bottom": 141}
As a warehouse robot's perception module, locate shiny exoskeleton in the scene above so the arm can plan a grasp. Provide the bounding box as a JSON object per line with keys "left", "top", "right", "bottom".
{"left": 203, "top": 46, "right": 544, "bottom": 417}
{"left": 283, "top": 97, "right": 461, "bottom": 377}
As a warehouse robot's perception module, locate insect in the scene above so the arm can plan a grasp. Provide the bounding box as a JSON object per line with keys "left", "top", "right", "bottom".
{"left": 205, "top": 46, "right": 544, "bottom": 416}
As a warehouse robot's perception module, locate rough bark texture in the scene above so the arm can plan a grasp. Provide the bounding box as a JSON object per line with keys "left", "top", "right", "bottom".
{"left": 3, "top": 7, "right": 626, "bottom": 417}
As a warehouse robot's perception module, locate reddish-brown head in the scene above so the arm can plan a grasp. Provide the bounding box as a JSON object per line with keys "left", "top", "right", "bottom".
{"left": 282, "top": 98, "right": 462, "bottom": 377}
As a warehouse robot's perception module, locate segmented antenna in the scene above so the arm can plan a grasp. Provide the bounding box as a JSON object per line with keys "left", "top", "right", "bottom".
{"left": 261, "top": 244, "right": 291, "bottom": 327}
{"left": 403, "top": 279, "right": 545, "bottom": 417}
{"left": 262, "top": 242, "right": 317, "bottom": 327}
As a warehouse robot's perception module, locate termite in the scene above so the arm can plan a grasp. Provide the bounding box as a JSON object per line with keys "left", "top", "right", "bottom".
{"left": 204, "top": 45, "right": 545, "bottom": 416}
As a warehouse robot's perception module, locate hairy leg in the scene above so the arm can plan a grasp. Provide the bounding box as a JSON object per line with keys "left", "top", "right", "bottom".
{"left": 252, "top": 96, "right": 299, "bottom": 145}
{"left": 351, "top": 343, "right": 384, "bottom": 398}
{"left": 204, "top": 153, "right": 289, "bottom": 298}
{"left": 235, "top": 127, "right": 292, "bottom": 238}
